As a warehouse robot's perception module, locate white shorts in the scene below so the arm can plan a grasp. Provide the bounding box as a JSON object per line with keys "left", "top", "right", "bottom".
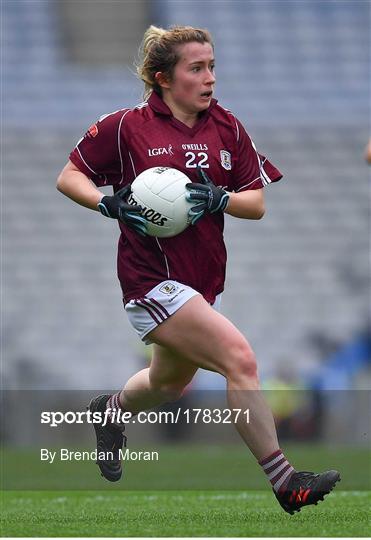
{"left": 125, "top": 280, "right": 222, "bottom": 345}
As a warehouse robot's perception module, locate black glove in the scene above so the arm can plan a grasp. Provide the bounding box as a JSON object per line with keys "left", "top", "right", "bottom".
{"left": 97, "top": 185, "right": 147, "bottom": 236}
{"left": 186, "top": 167, "right": 230, "bottom": 225}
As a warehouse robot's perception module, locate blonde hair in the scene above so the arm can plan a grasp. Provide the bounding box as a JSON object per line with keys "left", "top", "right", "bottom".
{"left": 136, "top": 25, "right": 214, "bottom": 100}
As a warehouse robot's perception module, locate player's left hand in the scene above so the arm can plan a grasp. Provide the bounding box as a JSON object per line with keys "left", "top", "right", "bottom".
{"left": 186, "top": 167, "right": 230, "bottom": 225}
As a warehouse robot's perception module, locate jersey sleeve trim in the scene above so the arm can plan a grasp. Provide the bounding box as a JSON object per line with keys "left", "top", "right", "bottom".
{"left": 70, "top": 146, "right": 109, "bottom": 185}
{"left": 76, "top": 146, "right": 98, "bottom": 176}
{"left": 258, "top": 156, "right": 273, "bottom": 186}
{"left": 236, "top": 155, "right": 283, "bottom": 192}
{"left": 235, "top": 176, "right": 262, "bottom": 191}
{"left": 69, "top": 148, "right": 100, "bottom": 181}
{"left": 118, "top": 109, "right": 131, "bottom": 184}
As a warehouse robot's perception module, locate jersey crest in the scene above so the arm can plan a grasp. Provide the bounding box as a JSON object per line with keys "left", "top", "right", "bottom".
{"left": 159, "top": 282, "right": 177, "bottom": 295}
{"left": 220, "top": 149, "right": 232, "bottom": 170}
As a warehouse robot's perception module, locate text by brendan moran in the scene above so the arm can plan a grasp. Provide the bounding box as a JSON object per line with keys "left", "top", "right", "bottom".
{"left": 40, "top": 448, "right": 159, "bottom": 464}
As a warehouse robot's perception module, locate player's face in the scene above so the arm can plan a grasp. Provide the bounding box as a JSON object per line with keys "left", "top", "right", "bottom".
{"left": 165, "top": 42, "right": 216, "bottom": 115}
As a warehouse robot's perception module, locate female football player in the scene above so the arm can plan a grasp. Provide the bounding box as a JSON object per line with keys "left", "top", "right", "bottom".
{"left": 57, "top": 25, "right": 339, "bottom": 514}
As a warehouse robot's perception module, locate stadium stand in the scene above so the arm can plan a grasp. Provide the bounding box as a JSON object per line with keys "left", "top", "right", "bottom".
{"left": 3, "top": 1, "right": 369, "bottom": 389}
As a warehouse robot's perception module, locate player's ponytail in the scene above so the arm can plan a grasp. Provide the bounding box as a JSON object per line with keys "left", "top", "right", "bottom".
{"left": 136, "top": 25, "right": 213, "bottom": 100}
{"left": 141, "top": 25, "right": 167, "bottom": 58}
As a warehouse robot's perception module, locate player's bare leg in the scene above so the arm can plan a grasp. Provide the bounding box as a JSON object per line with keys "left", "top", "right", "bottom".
{"left": 119, "top": 345, "right": 198, "bottom": 414}
{"left": 147, "top": 295, "right": 340, "bottom": 512}
{"left": 90, "top": 295, "right": 339, "bottom": 509}
{"left": 148, "top": 295, "right": 278, "bottom": 459}
{"left": 89, "top": 345, "right": 197, "bottom": 482}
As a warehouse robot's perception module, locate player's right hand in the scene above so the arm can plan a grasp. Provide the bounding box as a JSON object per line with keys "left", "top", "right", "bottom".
{"left": 97, "top": 185, "right": 148, "bottom": 236}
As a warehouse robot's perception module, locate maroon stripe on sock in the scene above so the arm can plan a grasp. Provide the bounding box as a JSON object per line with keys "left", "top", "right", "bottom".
{"left": 148, "top": 297, "right": 170, "bottom": 317}
{"left": 259, "top": 449, "right": 282, "bottom": 466}
{"left": 141, "top": 298, "right": 166, "bottom": 322}
{"left": 270, "top": 463, "right": 292, "bottom": 486}
{"left": 264, "top": 457, "right": 286, "bottom": 475}
{"left": 112, "top": 394, "right": 118, "bottom": 410}
{"left": 117, "top": 393, "right": 122, "bottom": 408}
{"left": 106, "top": 396, "right": 115, "bottom": 421}
{"left": 106, "top": 393, "right": 122, "bottom": 409}
{"left": 135, "top": 300, "right": 161, "bottom": 324}
{"left": 113, "top": 394, "right": 122, "bottom": 422}
{"left": 115, "top": 393, "right": 123, "bottom": 411}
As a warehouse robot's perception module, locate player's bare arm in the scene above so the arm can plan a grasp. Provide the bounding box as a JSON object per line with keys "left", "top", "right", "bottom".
{"left": 186, "top": 168, "right": 264, "bottom": 222}
{"left": 57, "top": 160, "right": 103, "bottom": 210}
{"left": 365, "top": 138, "right": 371, "bottom": 164}
{"left": 224, "top": 188, "right": 265, "bottom": 220}
{"left": 57, "top": 160, "right": 147, "bottom": 235}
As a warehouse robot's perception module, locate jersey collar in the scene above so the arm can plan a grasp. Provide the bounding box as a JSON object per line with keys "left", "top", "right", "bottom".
{"left": 147, "top": 91, "right": 218, "bottom": 118}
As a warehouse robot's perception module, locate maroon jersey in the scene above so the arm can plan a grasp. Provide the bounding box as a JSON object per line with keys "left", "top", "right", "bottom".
{"left": 69, "top": 92, "right": 282, "bottom": 304}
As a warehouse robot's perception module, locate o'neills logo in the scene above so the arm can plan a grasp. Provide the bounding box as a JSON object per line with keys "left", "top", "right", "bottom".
{"left": 181, "top": 143, "right": 208, "bottom": 151}
{"left": 128, "top": 193, "right": 167, "bottom": 226}
{"left": 148, "top": 144, "right": 174, "bottom": 157}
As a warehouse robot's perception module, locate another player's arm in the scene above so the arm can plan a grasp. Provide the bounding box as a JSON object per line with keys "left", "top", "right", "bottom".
{"left": 224, "top": 189, "right": 265, "bottom": 220}
{"left": 57, "top": 160, "right": 103, "bottom": 210}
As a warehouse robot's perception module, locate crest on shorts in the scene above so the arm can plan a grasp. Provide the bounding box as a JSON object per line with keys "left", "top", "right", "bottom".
{"left": 159, "top": 282, "right": 177, "bottom": 295}
{"left": 220, "top": 150, "right": 232, "bottom": 170}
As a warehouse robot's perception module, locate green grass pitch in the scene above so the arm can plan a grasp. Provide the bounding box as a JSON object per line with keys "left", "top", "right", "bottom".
{"left": 1, "top": 490, "right": 370, "bottom": 537}
{"left": 1, "top": 444, "right": 370, "bottom": 536}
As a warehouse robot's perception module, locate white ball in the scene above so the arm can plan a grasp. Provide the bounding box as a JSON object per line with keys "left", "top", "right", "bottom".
{"left": 129, "top": 167, "right": 194, "bottom": 238}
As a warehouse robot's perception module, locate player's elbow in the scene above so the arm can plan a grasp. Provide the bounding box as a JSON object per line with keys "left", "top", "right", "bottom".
{"left": 252, "top": 202, "right": 265, "bottom": 220}
{"left": 57, "top": 161, "right": 78, "bottom": 194}
{"left": 56, "top": 171, "right": 70, "bottom": 195}
{"left": 249, "top": 190, "right": 265, "bottom": 219}
{"left": 56, "top": 173, "right": 65, "bottom": 193}
{"left": 56, "top": 173, "right": 64, "bottom": 192}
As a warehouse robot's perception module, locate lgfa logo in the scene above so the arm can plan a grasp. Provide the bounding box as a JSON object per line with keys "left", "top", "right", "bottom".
{"left": 148, "top": 144, "right": 174, "bottom": 157}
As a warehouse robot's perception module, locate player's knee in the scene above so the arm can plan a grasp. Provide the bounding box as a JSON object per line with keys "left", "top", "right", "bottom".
{"left": 159, "top": 383, "right": 185, "bottom": 402}
{"left": 149, "top": 377, "right": 185, "bottom": 402}
{"left": 227, "top": 341, "right": 258, "bottom": 381}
